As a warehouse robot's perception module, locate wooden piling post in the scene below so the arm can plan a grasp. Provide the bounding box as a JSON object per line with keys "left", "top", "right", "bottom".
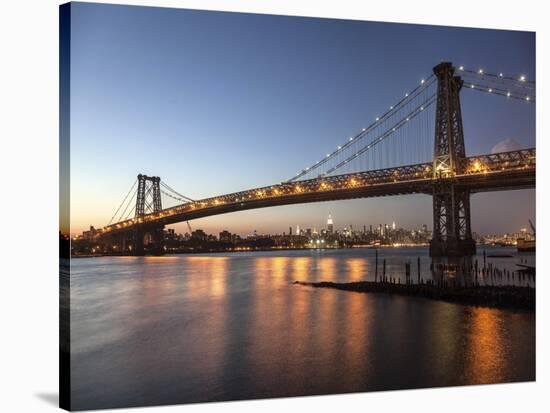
{"left": 375, "top": 249, "right": 378, "bottom": 282}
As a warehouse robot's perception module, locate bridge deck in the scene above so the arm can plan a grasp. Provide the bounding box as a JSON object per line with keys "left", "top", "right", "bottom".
{"left": 99, "top": 148, "right": 535, "bottom": 235}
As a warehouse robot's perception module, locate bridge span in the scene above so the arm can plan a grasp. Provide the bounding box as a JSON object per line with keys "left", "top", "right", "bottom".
{"left": 93, "top": 62, "right": 536, "bottom": 256}
{"left": 97, "top": 148, "right": 535, "bottom": 253}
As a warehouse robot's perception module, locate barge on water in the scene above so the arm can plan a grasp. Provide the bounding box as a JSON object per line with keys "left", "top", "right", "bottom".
{"left": 517, "top": 238, "right": 535, "bottom": 252}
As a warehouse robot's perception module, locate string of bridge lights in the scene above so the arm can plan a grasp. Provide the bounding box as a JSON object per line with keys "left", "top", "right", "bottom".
{"left": 287, "top": 73, "right": 436, "bottom": 182}
{"left": 457, "top": 65, "right": 534, "bottom": 86}
{"left": 321, "top": 94, "right": 437, "bottom": 177}
{"left": 463, "top": 81, "right": 535, "bottom": 103}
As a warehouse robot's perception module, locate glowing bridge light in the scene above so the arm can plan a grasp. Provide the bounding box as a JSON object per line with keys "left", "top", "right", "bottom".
{"left": 405, "top": 93, "right": 409, "bottom": 97}
{"left": 326, "top": 154, "right": 330, "bottom": 157}
{"left": 520, "top": 75, "right": 526, "bottom": 82}
{"left": 478, "top": 69, "right": 484, "bottom": 74}
{"left": 337, "top": 146, "right": 342, "bottom": 149}
{"left": 406, "top": 117, "right": 410, "bottom": 121}
{"left": 499, "top": 72, "right": 504, "bottom": 77}
{"left": 526, "top": 96, "right": 530, "bottom": 101}
{"left": 507, "top": 91, "right": 511, "bottom": 97}
{"left": 470, "top": 84, "right": 475, "bottom": 88}
{"left": 421, "top": 79, "right": 425, "bottom": 84}
{"left": 459, "top": 65, "right": 464, "bottom": 71}
{"left": 389, "top": 106, "right": 394, "bottom": 110}
{"left": 420, "top": 106, "right": 424, "bottom": 111}
{"left": 375, "top": 117, "right": 380, "bottom": 121}
{"left": 488, "top": 88, "right": 493, "bottom": 93}
{"left": 349, "top": 137, "right": 353, "bottom": 141}
{"left": 362, "top": 128, "right": 366, "bottom": 132}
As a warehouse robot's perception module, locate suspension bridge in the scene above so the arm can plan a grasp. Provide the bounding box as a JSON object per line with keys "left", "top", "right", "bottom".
{"left": 93, "top": 62, "right": 536, "bottom": 256}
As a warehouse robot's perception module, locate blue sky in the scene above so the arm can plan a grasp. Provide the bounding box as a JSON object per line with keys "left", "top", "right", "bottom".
{"left": 68, "top": 2, "right": 535, "bottom": 236}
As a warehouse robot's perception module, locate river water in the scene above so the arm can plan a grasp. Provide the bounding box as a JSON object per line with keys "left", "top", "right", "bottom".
{"left": 69, "top": 246, "right": 535, "bottom": 410}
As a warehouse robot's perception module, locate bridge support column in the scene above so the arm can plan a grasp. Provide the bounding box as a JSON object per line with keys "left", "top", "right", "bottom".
{"left": 132, "top": 174, "right": 165, "bottom": 255}
{"left": 133, "top": 224, "right": 165, "bottom": 256}
{"left": 430, "top": 62, "right": 475, "bottom": 257}
{"left": 430, "top": 182, "right": 476, "bottom": 256}
{"left": 150, "top": 225, "right": 165, "bottom": 256}
{"left": 133, "top": 227, "right": 145, "bottom": 256}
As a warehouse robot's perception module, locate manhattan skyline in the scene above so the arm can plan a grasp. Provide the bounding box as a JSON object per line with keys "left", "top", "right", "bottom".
{"left": 68, "top": 2, "right": 535, "bottom": 236}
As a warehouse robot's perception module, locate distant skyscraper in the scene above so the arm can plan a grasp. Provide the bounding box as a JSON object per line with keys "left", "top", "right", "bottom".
{"left": 289, "top": 226, "right": 292, "bottom": 236}
{"left": 392, "top": 221, "right": 396, "bottom": 230}
{"left": 296, "top": 225, "right": 301, "bottom": 235}
{"left": 327, "top": 213, "right": 334, "bottom": 233}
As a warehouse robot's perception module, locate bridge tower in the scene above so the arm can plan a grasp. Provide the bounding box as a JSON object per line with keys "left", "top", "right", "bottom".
{"left": 134, "top": 174, "right": 164, "bottom": 255}
{"left": 430, "top": 62, "right": 476, "bottom": 256}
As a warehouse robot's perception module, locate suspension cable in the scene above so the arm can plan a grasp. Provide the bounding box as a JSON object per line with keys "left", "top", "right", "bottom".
{"left": 161, "top": 189, "right": 192, "bottom": 204}
{"left": 458, "top": 67, "right": 535, "bottom": 88}
{"left": 287, "top": 74, "right": 436, "bottom": 182}
{"left": 161, "top": 181, "right": 194, "bottom": 202}
{"left": 463, "top": 81, "right": 535, "bottom": 103}
{"left": 323, "top": 94, "right": 436, "bottom": 176}
{"left": 116, "top": 190, "right": 137, "bottom": 223}
{"left": 461, "top": 74, "right": 536, "bottom": 96}
{"left": 108, "top": 179, "right": 137, "bottom": 225}
{"left": 121, "top": 192, "right": 138, "bottom": 222}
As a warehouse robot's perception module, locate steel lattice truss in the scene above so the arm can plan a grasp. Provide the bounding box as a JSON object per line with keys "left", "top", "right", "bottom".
{"left": 463, "top": 148, "right": 536, "bottom": 173}
{"left": 97, "top": 148, "right": 535, "bottom": 237}
{"left": 135, "top": 174, "right": 162, "bottom": 217}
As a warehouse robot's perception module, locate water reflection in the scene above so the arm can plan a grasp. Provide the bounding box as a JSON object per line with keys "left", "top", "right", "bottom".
{"left": 346, "top": 258, "right": 366, "bottom": 281}
{"left": 292, "top": 257, "right": 311, "bottom": 282}
{"left": 70, "top": 247, "right": 535, "bottom": 410}
{"left": 464, "top": 308, "right": 505, "bottom": 384}
{"left": 319, "top": 257, "right": 337, "bottom": 281}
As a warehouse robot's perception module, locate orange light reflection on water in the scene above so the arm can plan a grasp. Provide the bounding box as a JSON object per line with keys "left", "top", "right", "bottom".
{"left": 464, "top": 307, "right": 505, "bottom": 384}
{"left": 346, "top": 258, "right": 366, "bottom": 281}
{"left": 319, "top": 257, "right": 337, "bottom": 281}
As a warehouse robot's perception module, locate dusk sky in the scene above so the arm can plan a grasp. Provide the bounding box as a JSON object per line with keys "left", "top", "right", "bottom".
{"left": 69, "top": 2, "right": 535, "bottom": 236}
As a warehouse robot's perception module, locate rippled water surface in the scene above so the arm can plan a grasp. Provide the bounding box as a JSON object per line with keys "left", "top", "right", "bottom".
{"left": 70, "top": 247, "right": 535, "bottom": 410}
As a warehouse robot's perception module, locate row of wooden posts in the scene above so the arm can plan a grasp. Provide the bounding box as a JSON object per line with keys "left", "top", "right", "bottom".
{"left": 374, "top": 249, "right": 421, "bottom": 284}
{"left": 372, "top": 249, "right": 534, "bottom": 287}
